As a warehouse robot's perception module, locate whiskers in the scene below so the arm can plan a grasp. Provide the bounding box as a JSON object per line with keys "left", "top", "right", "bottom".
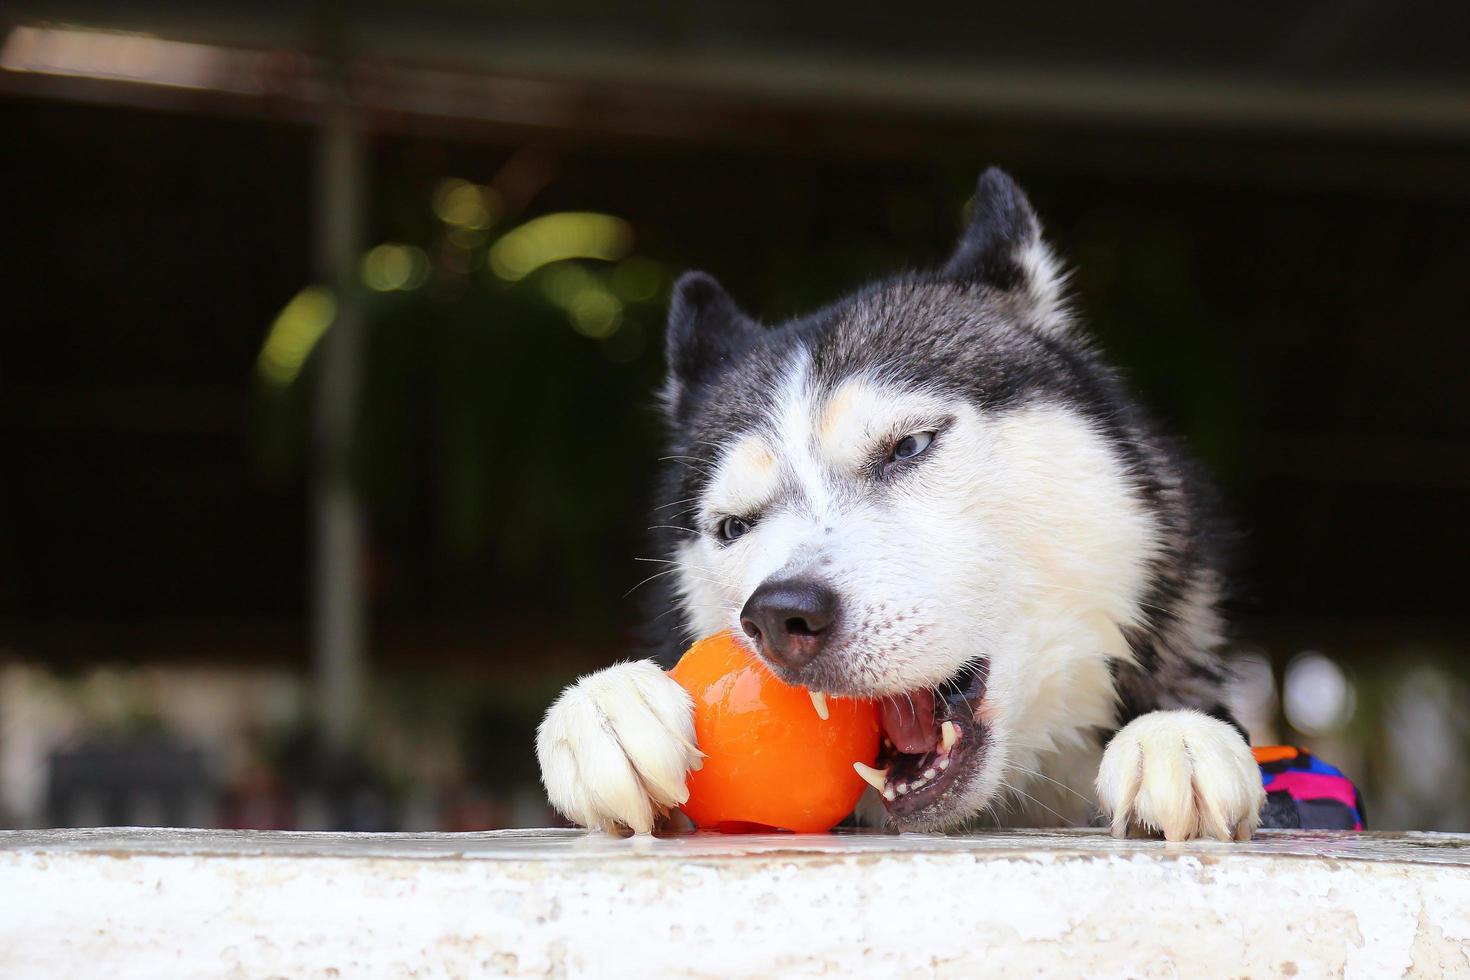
{"left": 652, "top": 496, "right": 702, "bottom": 513}
{"left": 625, "top": 555, "right": 740, "bottom": 600}
{"left": 997, "top": 779, "right": 1071, "bottom": 826}
{"left": 657, "top": 455, "right": 717, "bottom": 480}
{"left": 989, "top": 758, "right": 1093, "bottom": 829}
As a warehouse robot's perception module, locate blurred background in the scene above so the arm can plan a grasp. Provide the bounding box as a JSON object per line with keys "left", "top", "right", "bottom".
{"left": 1, "top": 2, "right": 1468, "bottom": 833}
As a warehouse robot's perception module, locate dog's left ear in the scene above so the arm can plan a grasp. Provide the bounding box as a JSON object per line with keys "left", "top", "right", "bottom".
{"left": 943, "top": 168, "right": 1067, "bottom": 331}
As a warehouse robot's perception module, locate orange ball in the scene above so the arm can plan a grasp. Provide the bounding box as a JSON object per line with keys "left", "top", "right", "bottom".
{"left": 668, "top": 632, "right": 880, "bottom": 833}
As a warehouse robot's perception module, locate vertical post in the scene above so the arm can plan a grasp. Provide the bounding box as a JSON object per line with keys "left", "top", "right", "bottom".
{"left": 312, "top": 72, "right": 367, "bottom": 761}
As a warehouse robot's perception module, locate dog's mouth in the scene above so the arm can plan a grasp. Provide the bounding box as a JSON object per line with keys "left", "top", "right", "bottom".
{"left": 852, "top": 659, "right": 989, "bottom": 821}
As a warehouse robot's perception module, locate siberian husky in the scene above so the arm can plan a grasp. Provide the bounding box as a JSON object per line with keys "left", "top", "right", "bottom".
{"left": 536, "top": 168, "right": 1264, "bottom": 839}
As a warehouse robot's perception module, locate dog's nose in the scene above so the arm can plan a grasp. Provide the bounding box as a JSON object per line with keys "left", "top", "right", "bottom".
{"left": 739, "top": 578, "right": 839, "bottom": 670}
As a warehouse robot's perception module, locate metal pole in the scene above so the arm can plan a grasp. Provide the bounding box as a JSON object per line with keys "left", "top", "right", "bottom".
{"left": 311, "top": 70, "right": 367, "bottom": 762}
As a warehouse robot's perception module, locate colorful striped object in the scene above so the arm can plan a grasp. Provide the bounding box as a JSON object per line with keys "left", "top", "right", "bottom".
{"left": 1253, "top": 745, "right": 1365, "bottom": 830}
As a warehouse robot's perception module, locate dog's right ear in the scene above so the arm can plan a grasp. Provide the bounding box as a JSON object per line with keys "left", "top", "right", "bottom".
{"left": 663, "top": 271, "right": 759, "bottom": 409}
{"left": 943, "top": 168, "right": 1068, "bottom": 334}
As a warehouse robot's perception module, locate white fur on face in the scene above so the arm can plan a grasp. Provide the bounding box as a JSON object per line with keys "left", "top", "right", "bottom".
{"left": 673, "top": 359, "right": 1164, "bottom": 827}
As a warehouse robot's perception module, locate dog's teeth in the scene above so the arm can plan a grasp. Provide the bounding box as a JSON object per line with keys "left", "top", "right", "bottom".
{"left": 923, "top": 768, "right": 936, "bottom": 780}
{"left": 941, "top": 721, "right": 958, "bottom": 752}
{"left": 808, "top": 690, "right": 829, "bottom": 721}
{"left": 938, "top": 757, "right": 950, "bottom": 770}
{"left": 852, "top": 761, "right": 889, "bottom": 793}
{"left": 896, "top": 783, "right": 909, "bottom": 795}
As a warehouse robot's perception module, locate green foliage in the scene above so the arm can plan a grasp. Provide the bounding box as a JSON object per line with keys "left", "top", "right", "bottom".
{"left": 253, "top": 178, "right": 670, "bottom": 623}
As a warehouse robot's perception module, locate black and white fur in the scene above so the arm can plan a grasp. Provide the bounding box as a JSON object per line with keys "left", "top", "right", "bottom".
{"left": 537, "top": 169, "right": 1264, "bottom": 840}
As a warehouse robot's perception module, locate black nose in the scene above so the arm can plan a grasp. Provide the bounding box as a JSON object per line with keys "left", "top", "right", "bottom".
{"left": 739, "top": 578, "right": 840, "bottom": 670}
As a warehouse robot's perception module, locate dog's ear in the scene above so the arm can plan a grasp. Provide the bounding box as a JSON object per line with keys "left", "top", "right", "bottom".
{"left": 943, "top": 168, "right": 1067, "bottom": 330}
{"left": 664, "top": 271, "right": 759, "bottom": 405}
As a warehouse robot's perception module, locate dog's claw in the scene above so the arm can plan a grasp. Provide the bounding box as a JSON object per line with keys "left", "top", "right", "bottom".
{"left": 1096, "top": 710, "right": 1265, "bottom": 843}
{"left": 536, "top": 660, "right": 701, "bottom": 834}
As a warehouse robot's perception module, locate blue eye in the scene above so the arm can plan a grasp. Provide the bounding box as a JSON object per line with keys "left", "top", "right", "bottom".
{"left": 891, "top": 431, "right": 935, "bottom": 462}
{"left": 718, "top": 516, "right": 752, "bottom": 542}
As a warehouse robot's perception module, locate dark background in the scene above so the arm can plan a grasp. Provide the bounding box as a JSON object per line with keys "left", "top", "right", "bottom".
{"left": 2, "top": 1, "right": 1468, "bottom": 831}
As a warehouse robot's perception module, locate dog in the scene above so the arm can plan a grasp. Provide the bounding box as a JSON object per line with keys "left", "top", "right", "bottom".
{"left": 536, "top": 168, "right": 1265, "bottom": 840}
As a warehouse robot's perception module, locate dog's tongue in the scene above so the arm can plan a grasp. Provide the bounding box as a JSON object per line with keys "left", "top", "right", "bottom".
{"left": 878, "top": 690, "right": 939, "bottom": 754}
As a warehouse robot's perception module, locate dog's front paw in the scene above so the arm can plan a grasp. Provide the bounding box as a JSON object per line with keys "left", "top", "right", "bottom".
{"left": 1096, "top": 709, "right": 1265, "bottom": 842}
{"left": 536, "top": 660, "right": 702, "bottom": 834}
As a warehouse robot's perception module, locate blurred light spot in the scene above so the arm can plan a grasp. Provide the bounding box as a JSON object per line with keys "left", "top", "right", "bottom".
{"left": 1386, "top": 666, "right": 1468, "bottom": 802}
{"left": 1283, "top": 651, "right": 1356, "bottom": 735}
{"left": 610, "top": 257, "right": 663, "bottom": 302}
{"left": 489, "top": 213, "right": 632, "bottom": 281}
{"left": 537, "top": 264, "right": 624, "bottom": 338}
{"left": 257, "top": 287, "right": 336, "bottom": 388}
{"left": 433, "top": 179, "right": 499, "bottom": 230}
{"left": 360, "top": 243, "right": 428, "bottom": 291}
{"left": 569, "top": 290, "right": 622, "bottom": 338}
{"left": 1228, "top": 649, "right": 1278, "bottom": 745}
{"left": 538, "top": 263, "right": 594, "bottom": 304}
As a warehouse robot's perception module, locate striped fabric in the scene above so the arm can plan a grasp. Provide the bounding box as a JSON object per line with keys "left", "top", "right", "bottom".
{"left": 1253, "top": 745, "right": 1365, "bottom": 831}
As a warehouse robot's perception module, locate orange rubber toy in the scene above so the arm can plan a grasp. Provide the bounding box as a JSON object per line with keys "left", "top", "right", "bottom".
{"left": 668, "top": 632, "right": 880, "bottom": 832}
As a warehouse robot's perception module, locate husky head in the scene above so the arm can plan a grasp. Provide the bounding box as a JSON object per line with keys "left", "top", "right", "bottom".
{"left": 656, "top": 169, "right": 1167, "bottom": 830}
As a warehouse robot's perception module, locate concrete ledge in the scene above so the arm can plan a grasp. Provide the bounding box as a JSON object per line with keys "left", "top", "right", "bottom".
{"left": 3, "top": 828, "right": 1469, "bottom": 977}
